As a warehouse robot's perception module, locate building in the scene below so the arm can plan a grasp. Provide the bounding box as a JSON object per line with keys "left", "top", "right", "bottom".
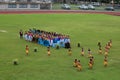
{"left": 0, "top": 0, "right": 52, "bottom": 10}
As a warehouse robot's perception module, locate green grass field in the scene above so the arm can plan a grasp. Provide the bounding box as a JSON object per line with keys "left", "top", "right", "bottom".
{"left": 0, "top": 14, "right": 120, "bottom": 80}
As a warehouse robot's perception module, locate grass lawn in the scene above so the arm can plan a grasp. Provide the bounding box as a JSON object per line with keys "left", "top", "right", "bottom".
{"left": 0, "top": 14, "right": 120, "bottom": 80}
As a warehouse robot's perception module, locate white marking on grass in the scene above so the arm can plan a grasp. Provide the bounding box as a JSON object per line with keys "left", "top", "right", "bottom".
{"left": 110, "top": 59, "right": 120, "bottom": 63}
{"left": 0, "top": 30, "right": 7, "bottom": 33}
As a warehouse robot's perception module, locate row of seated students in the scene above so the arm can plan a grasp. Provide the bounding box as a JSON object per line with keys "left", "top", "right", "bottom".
{"left": 20, "top": 29, "right": 71, "bottom": 49}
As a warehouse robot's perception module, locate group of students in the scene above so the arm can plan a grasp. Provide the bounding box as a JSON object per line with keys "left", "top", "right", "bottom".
{"left": 72, "top": 40, "right": 112, "bottom": 71}
{"left": 98, "top": 40, "right": 112, "bottom": 67}
{"left": 73, "top": 48, "right": 94, "bottom": 71}
{"left": 73, "top": 56, "right": 94, "bottom": 71}
{"left": 22, "top": 29, "right": 112, "bottom": 71}
{"left": 104, "top": 40, "right": 112, "bottom": 67}
{"left": 20, "top": 29, "right": 71, "bottom": 48}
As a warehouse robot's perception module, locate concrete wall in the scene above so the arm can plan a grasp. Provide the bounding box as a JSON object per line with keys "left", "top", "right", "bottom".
{"left": 0, "top": 4, "right": 8, "bottom": 9}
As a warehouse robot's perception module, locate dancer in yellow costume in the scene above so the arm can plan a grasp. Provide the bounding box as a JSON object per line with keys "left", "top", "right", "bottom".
{"left": 110, "top": 39, "right": 112, "bottom": 47}
{"left": 98, "top": 47, "right": 102, "bottom": 54}
{"left": 26, "top": 45, "right": 29, "bottom": 56}
{"left": 88, "top": 48, "right": 92, "bottom": 58}
{"left": 77, "top": 60, "right": 82, "bottom": 71}
{"left": 73, "top": 59, "right": 78, "bottom": 67}
{"left": 47, "top": 50, "right": 51, "bottom": 56}
{"left": 104, "top": 48, "right": 108, "bottom": 57}
{"left": 90, "top": 56, "right": 94, "bottom": 65}
{"left": 104, "top": 56, "right": 108, "bottom": 67}
{"left": 89, "top": 61, "right": 93, "bottom": 69}
{"left": 68, "top": 48, "right": 72, "bottom": 56}
{"left": 81, "top": 48, "right": 84, "bottom": 56}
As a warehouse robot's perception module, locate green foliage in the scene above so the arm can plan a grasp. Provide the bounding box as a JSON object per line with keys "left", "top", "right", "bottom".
{"left": 0, "top": 14, "right": 120, "bottom": 80}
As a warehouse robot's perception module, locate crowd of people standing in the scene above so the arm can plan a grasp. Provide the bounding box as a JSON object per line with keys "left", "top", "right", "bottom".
{"left": 19, "top": 29, "right": 71, "bottom": 49}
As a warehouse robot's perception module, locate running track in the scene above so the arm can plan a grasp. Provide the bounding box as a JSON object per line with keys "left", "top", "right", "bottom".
{"left": 0, "top": 10, "right": 120, "bottom": 16}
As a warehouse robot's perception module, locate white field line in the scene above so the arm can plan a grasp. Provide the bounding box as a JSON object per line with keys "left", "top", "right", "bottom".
{"left": 109, "top": 59, "right": 120, "bottom": 63}
{"left": 0, "top": 30, "right": 7, "bottom": 33}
